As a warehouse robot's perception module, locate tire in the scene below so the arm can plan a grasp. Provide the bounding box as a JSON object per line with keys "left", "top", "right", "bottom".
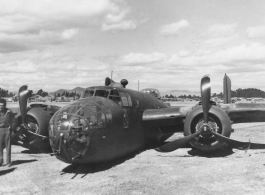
{"left": 184, "top": 105, "right": 232, "bottom": 152}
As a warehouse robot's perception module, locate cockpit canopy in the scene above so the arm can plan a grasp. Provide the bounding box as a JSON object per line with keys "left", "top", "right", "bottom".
{"left": 81, "top": 88, "right": 132, "bottom": 107}
{"left": 140, "top": 88, "right": 161, "bottom": 99}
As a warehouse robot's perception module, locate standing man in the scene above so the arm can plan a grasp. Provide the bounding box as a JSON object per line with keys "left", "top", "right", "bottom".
{"left": 0, "top": 99, "right": 14, "bottom": 167}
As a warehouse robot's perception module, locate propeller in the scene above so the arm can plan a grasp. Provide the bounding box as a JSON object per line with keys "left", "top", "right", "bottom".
{"left": 210, "top": 131, "right": 250, "bottom": 149}
{"left": 155, "top": 75, "right": 212, "bottom": 152}
{"left": 17, "top": 85, "right": 51, "bottom": 141}
{"left": 211, "top": 131, "right": 265, "bottom": 150}
{"left": 201, "top": 75, "right": 211, "bottom": 123}
{"left": 155, "top": 75, "right": 211, "bottom": 152}
{"left": 155, "top": 74, "right": 265, "bottom": 153}
{"left": 18, "top": 85, "right": 29, "bottom": 124}
{"left": 155, "top": 130, "right": 201, "bottom": 152}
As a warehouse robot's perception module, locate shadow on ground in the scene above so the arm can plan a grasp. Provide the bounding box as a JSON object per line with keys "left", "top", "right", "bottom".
{"left": 0, "top": 168, "right": 17, "bottom": 176}
{"left": 187, "top": 148, "right": 234, "bottom": 157}
{"left": 12, "top": 159, "right": 37, "bottom": 166}
{"left": 21, "top": 149, "right": 51, "bottom": 154}
{"left": 61, "top": 149, "right": 144, "bottom": 178}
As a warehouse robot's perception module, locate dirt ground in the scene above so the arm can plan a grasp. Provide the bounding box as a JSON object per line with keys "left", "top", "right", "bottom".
{"left": 0, "top": 122, "right": 265, "bottom": 195}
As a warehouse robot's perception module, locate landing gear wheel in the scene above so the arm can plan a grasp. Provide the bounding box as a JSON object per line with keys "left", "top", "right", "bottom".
{"left": 184, "top": 106, "right": 232, "bottom": 152}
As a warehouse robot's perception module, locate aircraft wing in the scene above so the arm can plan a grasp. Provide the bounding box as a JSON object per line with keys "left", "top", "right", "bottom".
{"left": 7, "top": 102, "right": 70, "bottom": 115}
{"left": 142, "top": 107, "right": 191, "bottom": 127}
{"left": 221, "top": 103, "right": 265, "bottom": 124}
{"left": 143, "top": 102, "right": 265, "bottom": 129}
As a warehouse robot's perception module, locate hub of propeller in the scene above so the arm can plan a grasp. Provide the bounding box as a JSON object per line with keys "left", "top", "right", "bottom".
{"left": 195, "top": 120, "right": 218, "bottom": 139}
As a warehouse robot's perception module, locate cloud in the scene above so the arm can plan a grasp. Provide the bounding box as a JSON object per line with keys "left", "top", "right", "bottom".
{"left": 0, "top": 0, "right": 132, "bottom": 53}
{"left": 118, "top": 52, "right": 167, "bottom": 65}
{"left": 101, "top": 4, "right": 139, "bottom": 32}
{"left": 167, "top": 42, "right": 265, "bottom": 67}
{"left": 0, "top": 29, "right": 77, "bottom": 53}
{"left": 102, "top": 20, "right": 137, "bottom": 32}
{"left": 207, "top": 23, "right": 237, "bottom": 37}
{"left": 247, "top": 26, "right": 265, "bottom": 38}
{"left": 204, "top": 35, "right": 239, "bottom": 47}
{"left": 0, "top": 60, "right": 38, "bottom": 73}
{"left": 0, "top": 0, "right": 116, "bottom": 33}
{"left": 105, "top": 9, "right": 130, "bottom": 23}
{"left": 62, "top": 29, "right": 79, "bottom": 40}
{"left": 159, "top": 20, "right": 190, "bottom": 36}
{"left": 0, "top": 51, "right": 111, "bottom": 92}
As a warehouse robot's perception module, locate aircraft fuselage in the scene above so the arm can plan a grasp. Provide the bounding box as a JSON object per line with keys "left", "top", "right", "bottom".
{"left": 48, "top": 86, "right": 170, "bottom": 164}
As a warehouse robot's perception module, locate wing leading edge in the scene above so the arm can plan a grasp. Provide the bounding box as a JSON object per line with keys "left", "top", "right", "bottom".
{"left": 142, "top": 107, "right": 190, "bottom": 127}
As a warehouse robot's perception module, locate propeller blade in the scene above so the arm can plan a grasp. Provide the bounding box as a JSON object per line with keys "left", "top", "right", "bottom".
{"left": 249, "top": 143, "right": 265, "bottom": 149}
{"left": 155, "top": 131, "right": 201, "bottom": 153}
{"left": 210, "top": 131, "right": 251, "bottom": 150}
{"left": 201, "top": 75, "right": 211, "bottom": 123}
{"left": 18, "top": 85, "right": 29, "bottom": 124}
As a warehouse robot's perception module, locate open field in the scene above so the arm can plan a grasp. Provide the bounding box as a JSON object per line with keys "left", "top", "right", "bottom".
{"left": 0, "top": 121, "right": 265, "bottom": 195}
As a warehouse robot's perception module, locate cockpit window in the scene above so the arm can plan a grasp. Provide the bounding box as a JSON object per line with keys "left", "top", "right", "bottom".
{"left": 82, "top": 89, "right": 95, "bottom": 98}
{"left": 95, "top": 90, "right": 109, "bottom": 98}
{"left": 110, "top": 90, "right": 119, "bottom": 96}
{"left": 109, "top": 90, "right": 121, "bottom": 106}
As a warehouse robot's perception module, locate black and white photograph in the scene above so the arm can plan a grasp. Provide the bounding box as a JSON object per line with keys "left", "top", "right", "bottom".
{"left": 0, "top": 0, "right": 265, "bottom": 194}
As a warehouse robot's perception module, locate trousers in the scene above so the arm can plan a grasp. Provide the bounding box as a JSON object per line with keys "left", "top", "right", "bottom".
{"left": 0, "top": 128, "right": 11, "bottom": 165}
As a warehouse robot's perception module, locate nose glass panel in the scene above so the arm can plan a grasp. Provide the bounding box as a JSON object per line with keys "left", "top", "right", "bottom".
{"left": 49, "top": 100, "right": 109, "bottom": 160}
{"left": 50, "top": 101, "right": 107, "bottom": 134}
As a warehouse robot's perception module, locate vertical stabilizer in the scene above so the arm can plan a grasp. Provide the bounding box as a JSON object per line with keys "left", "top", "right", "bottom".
{"left": 223, "top": 73, "right": 231, "bottom": 104}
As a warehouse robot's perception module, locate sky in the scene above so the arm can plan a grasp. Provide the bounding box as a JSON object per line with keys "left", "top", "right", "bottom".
{"left": 1, "top": 0, "right": 265, "bottom": 95}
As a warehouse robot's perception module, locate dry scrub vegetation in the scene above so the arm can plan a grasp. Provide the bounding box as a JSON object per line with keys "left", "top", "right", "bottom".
{"left": 0, "top": 122, "right": 265, "bottom": 195}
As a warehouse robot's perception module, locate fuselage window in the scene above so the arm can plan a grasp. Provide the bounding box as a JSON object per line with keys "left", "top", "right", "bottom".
{"left": 119, "top": 92, "right": 132, "bottom": 107}
{"left": 126, "top": 93, "right": 132, "bottom": 106}
{"left": 82, "top": 89, "right": 95, "bottom": 98}
{"left": 95, "top": 90, "right": 109, "bottom": 98}
{"left": 109, "top": 90, "right": 121, "bottom": 106}
{"left": 119, "top": 92, "right": 129, "bottom": 106}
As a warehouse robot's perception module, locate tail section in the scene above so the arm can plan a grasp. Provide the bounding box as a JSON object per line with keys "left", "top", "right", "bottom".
{"left": 223, "top": 73, "right": 231, "bottom": 104}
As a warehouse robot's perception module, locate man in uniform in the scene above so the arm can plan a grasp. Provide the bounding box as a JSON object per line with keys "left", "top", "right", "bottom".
{"left": 0, "top": 99, "right": 14, "bottom": 167}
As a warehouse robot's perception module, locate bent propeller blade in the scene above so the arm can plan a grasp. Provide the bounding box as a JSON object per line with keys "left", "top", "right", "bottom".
{"left": 201, "top": 75, "right": 211, "bottom": 123}
{"left": 18, "top": 85, "right": 29, "bottom": 124}
{"left": 155, "top": 131, "right": 201, "bottom": 153}
{"left": 210, "top": 131, "right": 251, "bottom": 150}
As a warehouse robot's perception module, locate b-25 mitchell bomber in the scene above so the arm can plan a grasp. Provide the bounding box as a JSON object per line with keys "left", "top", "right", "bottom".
{"left": 11, "top": 74, "right": 265, "bottom": 164}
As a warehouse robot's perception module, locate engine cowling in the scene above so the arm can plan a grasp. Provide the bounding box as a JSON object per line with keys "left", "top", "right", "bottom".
{"left": 184, "top": 105, "right": 232, "bottom": 152}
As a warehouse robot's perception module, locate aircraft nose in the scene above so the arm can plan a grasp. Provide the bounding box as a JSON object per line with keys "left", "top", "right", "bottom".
{"left": 48, "top": 99, "right": 111, "bottom": 162}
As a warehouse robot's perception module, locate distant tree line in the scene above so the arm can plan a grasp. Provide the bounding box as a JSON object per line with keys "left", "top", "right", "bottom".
{"left": 212, "top": 88, "right": 265, "bottom": 98}
{"left": 54, "top": 91, "right": 80, "bottom": 99}
{"left": 163, "top": 94, "right": 200, "bottom": 99}
{"left": 28, "top": 89, "right": 81, "bottom": 100}
{"left": 0, "top": 87, "right": 15, "bottom": 97}
{"left": 164, "top": 88, "right": 265, "bottom": 99}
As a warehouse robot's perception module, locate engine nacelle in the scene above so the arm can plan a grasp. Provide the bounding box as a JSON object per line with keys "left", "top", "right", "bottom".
{"left": 26, "top": 107, "right": 52, "bottom": 136}
{"left": 13, "top": 107, "right": 52, "bottom": 151}
{"left": 184, "top": 105, "right": 232, "bottom": 152}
